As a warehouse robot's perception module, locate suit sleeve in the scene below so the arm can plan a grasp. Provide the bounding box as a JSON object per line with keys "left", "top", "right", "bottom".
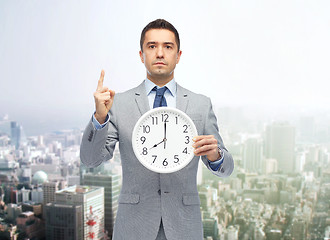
{"left": 80, "top": 102, "right": 119, "bottom": 168}
{"left": 200, "top": 98, "right": 234, "bottom": 177}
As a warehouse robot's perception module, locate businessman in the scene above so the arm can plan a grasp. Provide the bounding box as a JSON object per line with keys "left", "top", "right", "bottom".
{"left": 80, "top": 19, "right": 234, "bottom": 240}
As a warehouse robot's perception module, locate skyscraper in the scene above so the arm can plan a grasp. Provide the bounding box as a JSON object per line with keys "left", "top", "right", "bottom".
{"left": 291, "top": 218, "right": 307, "bottom": 240}
{"left": 45, "top": 203, "right": 83, "bottom": 240}
{"left": 82, "top": 173, "right": 119, "bottom": 238}
{"left": 265, "top": 122, "right": 296, "bottom": 173}
{"left": 43, "top": 181, "right": 59, "bottom": 206}
{"left": 203, "top": 218, "right": 218, "bottom": 240}
{"left": 243, "top": 137, "right": 263, "bottom": 173}
{"left": 55, "top": 185, "right": 104, "bottom": 240}
{"left": 10, "top": 121, "right": 26, "bottom": 149}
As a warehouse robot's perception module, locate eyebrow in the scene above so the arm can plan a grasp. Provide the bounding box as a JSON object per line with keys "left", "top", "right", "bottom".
{"left": 146, "top": 41, "right": 175, "bottom": 45}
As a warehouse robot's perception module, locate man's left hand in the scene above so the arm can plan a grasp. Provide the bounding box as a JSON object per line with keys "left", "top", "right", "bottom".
{"left": 192, "top": 135, "right": 220, "bottom": 161}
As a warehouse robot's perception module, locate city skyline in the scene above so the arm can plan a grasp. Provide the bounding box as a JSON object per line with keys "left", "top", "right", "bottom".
{"left": 1, "top": 102, "right": 330, "bottom": 137}
{"left": 1, "top": 106, "right": 329, "bottom": 239}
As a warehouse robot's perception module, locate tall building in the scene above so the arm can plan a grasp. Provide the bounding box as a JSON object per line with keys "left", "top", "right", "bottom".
{"left": 10, "top": 121, "right": 26, "bottom": 149}
{"left": 20, "top": 187, "right": 30, "bottom": 202}
{"left": 31, "top": 187, "right": 43, "bottom": 203}
{"left": 243, "top": 137, "right": 263, "bottom": 173}
{"left": 6, "top": 203, "right": 22, "bottom": 223}
{"left": 291, "top": 218, "right": 307, "bottom": 240}
{"left": 82, "top": 173, "right": 119, "bottom": 238}
{"left": 45, "top": 203, "right": 83, "bottom": 240}
{"left": 55, "top": 185, "right": 105, "bottom": 240}
{"left": 43, "top": 181, "right": 59, "bottom": 206}
{"left": 203, "top": 218, "right": 219, "bottom": 240}
{"left": 79, "top": 163, "right": 105, "bottom": 184}
{"left": 265, "top": 122, "right": 296, "bottom": 173}
{"left": 262, "top": 158, "right": 278, "bottom": 175}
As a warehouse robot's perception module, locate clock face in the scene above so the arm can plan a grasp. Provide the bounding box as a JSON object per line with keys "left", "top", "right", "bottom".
{"left": 132, "top": 107, "right": 198, "bottom": 173}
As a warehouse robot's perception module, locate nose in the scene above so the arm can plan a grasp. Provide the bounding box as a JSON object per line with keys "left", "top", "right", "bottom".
{"left": 156, "top": 46, "right": 164, "bottom": 58}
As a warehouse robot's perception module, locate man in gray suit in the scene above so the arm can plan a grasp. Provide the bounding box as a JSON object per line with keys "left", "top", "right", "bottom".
{"left": 80, "top": 19, "right": 234, "bottom": 240}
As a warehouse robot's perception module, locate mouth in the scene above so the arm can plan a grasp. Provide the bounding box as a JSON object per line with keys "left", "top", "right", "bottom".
{"left": 153, "top": 62, "right": 166, "bottom": 65}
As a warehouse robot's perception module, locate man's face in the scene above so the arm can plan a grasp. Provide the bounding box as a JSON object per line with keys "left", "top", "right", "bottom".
{"left": 139, "top": 29, "right": 182, "bottom": 83}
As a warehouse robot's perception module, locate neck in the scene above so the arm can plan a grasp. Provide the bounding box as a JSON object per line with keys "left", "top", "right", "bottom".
{"left": 147, "top": 74, "right": 174, "bottom": 87}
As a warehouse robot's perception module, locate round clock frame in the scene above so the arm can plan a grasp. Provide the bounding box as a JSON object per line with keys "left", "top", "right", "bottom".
{"left": 132, "top": 107, "right": 198, "bottom": 173}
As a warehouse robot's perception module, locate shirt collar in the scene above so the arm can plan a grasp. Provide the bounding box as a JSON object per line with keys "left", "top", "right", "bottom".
{"left": 145, "top": 78, "right": 177, "bottom": 97}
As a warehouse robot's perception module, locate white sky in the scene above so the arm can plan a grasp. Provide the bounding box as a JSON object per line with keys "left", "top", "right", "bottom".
{"left": 0, "top": 0, "right": 329, "bottom": 133}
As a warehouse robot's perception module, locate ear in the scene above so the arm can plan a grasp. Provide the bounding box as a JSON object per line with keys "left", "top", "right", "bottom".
{"left": 176, "top": 50, "right": 182, "bottom": 64}
{"left": 139, "top": 50, "right": 144, "bottom": 63}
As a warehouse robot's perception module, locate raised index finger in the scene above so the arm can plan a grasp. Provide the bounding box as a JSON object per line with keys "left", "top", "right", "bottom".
{"left": 96, "top": 70, "right": 105, "bottom": 91}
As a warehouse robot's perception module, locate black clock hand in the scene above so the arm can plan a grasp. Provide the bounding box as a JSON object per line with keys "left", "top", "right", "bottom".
{"left": 149, "top": 139, "right": 165, "bottom": 150}
{"left": 164, "top": 122, "right": 167, "bottom": 149}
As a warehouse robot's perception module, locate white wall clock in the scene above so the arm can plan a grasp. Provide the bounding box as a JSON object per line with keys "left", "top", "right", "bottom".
{"left": 132, "top": 107, "right": 198, "bottom": 173}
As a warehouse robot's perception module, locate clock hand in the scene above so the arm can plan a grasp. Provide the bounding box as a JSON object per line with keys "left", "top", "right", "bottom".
{"left": 164, "top": 122, "right": 167, "bottom": 149}
{"left": 149, "top": 139, "right": 165, "bottom": 150}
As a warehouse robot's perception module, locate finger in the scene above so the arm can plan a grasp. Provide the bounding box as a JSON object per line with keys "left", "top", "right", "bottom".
{"left": 194, "top": 144, "right": 217, "bottom": 155}
{"left": 98, "top": 86, "right": 109, "bottom": 93}
{"left": 94, "top": 92, "right": 111, "bottom": 102}
{"left": 193, "top": 137, "right": 217, "bottom": 148}
{"left": 94, "top": 90, "right": 110, "bottom": 99}
{"left": 194, "top": 149, "right": 217, "bottom": 157}
{"left": 109, "top": 90, "right": 116, "bottom": 98}
{"left": 96, "top": 70, "right": 105, "bottom": 91}
{"left": 193, "top": 135, "right": 214, "bottom": 142}
{"left": 98, "top": 92, "right": 111, "bottom": 100}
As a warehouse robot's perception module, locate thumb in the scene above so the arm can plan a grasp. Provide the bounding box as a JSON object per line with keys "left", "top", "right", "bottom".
{"left": 109, "top": 90, "right": 116, "bottom": 98}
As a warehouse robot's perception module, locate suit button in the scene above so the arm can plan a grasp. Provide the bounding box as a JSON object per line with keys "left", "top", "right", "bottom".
{"left": 158, "top": 190, "right": 161, "bottom": 195}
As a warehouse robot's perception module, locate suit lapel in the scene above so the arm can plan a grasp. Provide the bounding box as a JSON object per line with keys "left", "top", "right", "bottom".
{"left": 134, "top": 82, "right": 150, "bottom": 116}
{"left": 134, "top": 82, "right": 189, "bottom": 114}
{"left": 176, "top": 84, "right": 189, "bottom": 113}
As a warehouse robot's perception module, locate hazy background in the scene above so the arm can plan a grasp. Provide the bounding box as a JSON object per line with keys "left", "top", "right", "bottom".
{"left": 1, "top": 0, "right": 329, "bottom": 135}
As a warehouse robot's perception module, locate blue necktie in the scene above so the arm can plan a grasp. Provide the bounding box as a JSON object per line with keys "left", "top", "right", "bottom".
{"left": 153, "top": 86, "right": 167, "bottom": 108}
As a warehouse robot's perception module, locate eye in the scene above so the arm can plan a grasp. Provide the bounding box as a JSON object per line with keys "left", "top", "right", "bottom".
{"left": 165, "top": 45, "right": 172, "bottom": 49}
{"left": 149, "top": 45, "right": 156, "bottom": 49}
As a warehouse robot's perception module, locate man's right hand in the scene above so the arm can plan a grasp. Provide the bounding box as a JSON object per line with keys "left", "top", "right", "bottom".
{"left": 93, "top": 70, "right": 115, "bottom": 124}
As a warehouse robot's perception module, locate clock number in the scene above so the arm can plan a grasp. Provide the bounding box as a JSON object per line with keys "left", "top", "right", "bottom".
{"left": 183, "top": 147, "right": 188, "bottom": 154}
{"left": 175, "top": 116, "right": 178, "bottom": 124}
{"left": 142, "top": 147, "right": 148, "bottom": 155}
{"left": 162, "top": 114, "right": 169, "bottom": 123}
{"left": 163, "top": 158, "right": 168, "bottom": 166}
{"left": 174, "top": 155, "right": 179, "bottom": 163}
{"left": 185, "top": 136, "right": 190, "bottom": 144}
{"left": 183, "top": 125, "right": 188, "bottom": 133}
{"left": 143, "top": 125, "right": 150, "bottom": 133}
{"left": 151, "top": 117, "right": 158, "bottom": 125}
{"left": 152, "top": 155, "right": 157, "bottom": 163}
{"left": 140, "top": 136, "right": 146, "bottom": 144}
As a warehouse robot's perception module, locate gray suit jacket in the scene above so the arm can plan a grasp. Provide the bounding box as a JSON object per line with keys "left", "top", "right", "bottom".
{"left": 80, "top": 82, "right": 234, "bottom": 240}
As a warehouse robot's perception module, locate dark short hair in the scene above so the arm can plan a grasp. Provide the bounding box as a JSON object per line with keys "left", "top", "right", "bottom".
{"left": 140, "top": 19, "right": 180, "bottom": 52}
